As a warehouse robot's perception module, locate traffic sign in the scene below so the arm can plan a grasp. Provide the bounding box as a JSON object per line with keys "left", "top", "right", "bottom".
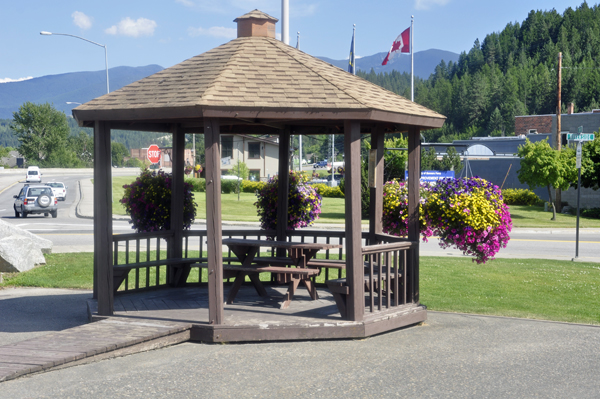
{"left": 566, "top": 133, "right": 595, "bottom": 141}
{"left": 147, "top": 144, "right": 161, "bottom": 164}
{"left": 576, "top": 141, "right": 582, "bottom": 169}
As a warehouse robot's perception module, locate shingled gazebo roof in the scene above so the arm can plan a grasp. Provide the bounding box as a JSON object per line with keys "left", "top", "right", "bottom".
{"left": 73, "top": 11, "right": 444, "bottom": 130}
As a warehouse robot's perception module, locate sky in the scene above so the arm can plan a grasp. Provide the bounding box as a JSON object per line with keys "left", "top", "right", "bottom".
{"left": 0, "top": 0, "right": 592, "bottom": 83}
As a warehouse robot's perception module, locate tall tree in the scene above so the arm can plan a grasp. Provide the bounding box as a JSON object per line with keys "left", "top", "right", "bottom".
{"left": 11, "top": 102, "right": 71, "bottom": 166}
{"left": 517, "top": 139, "right": 576, "bottom": 220}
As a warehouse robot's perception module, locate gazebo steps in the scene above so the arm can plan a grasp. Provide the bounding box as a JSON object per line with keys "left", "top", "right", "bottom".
{"left": 0, "top": 318, "right": 191, "bottom": 383}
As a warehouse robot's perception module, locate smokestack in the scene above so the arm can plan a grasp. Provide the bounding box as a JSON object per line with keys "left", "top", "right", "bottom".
{"left": 282, "top": 0, "right": 289, "bottom": 44}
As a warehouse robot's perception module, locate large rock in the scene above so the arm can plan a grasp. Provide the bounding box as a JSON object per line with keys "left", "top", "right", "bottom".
{"left": 0, "top": 219, "right": 52, "bottom": 273}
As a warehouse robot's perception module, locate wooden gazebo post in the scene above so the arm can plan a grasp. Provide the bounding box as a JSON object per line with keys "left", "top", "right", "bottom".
{"left": 344, "top": 121, "right": 364, "bottom": 321}
{"left": 169, "top": 124, "right": 185, "bottom": 283}
{"left": 93, "top": 121, "right": 113, "bottom": 316}
{"left": 369, "top": 127, "right": 385, "bottom": 244}
{"left": 204, "top": 118, "right": 224, "bottom": 324}
{"left": 407, "top": 126, "right": 421, "bottom": 303}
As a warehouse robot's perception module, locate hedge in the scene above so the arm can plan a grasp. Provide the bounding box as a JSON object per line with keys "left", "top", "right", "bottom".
{"left": 501, "top": 188, "right": 543, "bottom": 206}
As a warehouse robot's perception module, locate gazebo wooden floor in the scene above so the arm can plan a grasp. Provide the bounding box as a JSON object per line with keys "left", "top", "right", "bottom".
{"left": 87, "top": 284, "right": 427, "bottom": 342}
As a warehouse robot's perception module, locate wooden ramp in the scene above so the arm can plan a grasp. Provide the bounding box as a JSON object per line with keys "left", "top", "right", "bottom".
{"left": 0, "top": 318, "right": 192, "bottom": 382}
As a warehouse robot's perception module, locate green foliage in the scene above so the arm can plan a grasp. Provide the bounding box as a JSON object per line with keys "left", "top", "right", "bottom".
{"left": 125, "top": 157, "right": 144, "bottom": 168}
{"left": 231, "top": 159, "right": 249, "bottom": 180}
{"left": 185, "top": 177, "right": 206, "bottom": 192}
{"left": 579, "top": 135, "right": 600, "bottom": 190}
{"left": 581, "top": 208, "right": 600, "bottom": 219}
{"left": 221, "top": 179, "right": 239, "bottom": 194}
{"left": 311, "top": 183, "right": 345, "bottom": 198}
{"left": 111, "top": 142, "right": 130, "bottom": 167}
{"left": 501, "top": 188, "right": 543, "bottom": 205}
{"left": 10, "top": 102, "right": 76, "bottom": 167}
{"left": 383, "top": 135, "right": 408, "bottom": 181}
{"left": 241, "top": 180, "right": 266, "bottom": 193}
{"left": 517, "top": 139, "right": 576, "bottom": 191}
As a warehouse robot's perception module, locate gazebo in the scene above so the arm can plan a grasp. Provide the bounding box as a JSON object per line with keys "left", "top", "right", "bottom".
{"left": 73, "top": 10, "right": 445, "bottom": 342}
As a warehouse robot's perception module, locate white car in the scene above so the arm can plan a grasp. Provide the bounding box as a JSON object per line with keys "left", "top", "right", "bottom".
{"left": 46, "top": 182, "right": 68, "bottom": 201}
{"left": 26, "top": 166, "right": 42, "bottom": 183}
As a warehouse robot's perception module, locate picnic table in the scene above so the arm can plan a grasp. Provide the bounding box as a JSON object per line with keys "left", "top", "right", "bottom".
{"left": 222, "top": 238, "right": 343, "bottom": 309}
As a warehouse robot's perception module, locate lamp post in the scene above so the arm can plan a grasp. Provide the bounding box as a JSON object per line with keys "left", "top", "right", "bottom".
{"left": 40, "top": 31, "right": 109, "bottom": 94}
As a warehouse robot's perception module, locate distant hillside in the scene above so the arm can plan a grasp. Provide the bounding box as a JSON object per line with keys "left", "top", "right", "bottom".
{"left": 317, "top": 49, "right": 459, "bottom": 79}
{"left": 0, "top": 65, "right": 164, "bottom": 119}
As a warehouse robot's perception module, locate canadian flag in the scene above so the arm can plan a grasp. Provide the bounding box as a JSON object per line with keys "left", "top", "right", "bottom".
{"left": 382, "top": 27, "right": 410, "bottom": 65}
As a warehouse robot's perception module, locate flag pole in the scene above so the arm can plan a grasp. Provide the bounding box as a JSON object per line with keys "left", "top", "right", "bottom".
{"left": 352, "top": 24, "right": 356, "bottom": 75}
{"left": 411, "top": 15, "right": 414, "bottom": 102}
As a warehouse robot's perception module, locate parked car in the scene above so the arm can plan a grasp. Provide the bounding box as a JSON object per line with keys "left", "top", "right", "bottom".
{"left": 313, "top": 160, "right": 328, "bottom": 168}
{"left": 13, "top": 184, "right": 58, "bottom": 218}
{"left": 25, "top": 166, "right": 42, "bottom": 183}
{"left": 46, "top": 182, "right": 68, "bottom": 201}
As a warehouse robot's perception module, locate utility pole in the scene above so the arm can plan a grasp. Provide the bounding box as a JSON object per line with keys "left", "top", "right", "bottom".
{"left": 556, "top": 52, "right": 563, "bottom": 213}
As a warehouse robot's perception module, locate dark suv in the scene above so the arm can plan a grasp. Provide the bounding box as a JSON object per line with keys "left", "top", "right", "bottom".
{"left": 313, "top": 160, "right": 328, "bottom": 168}
{"left": 13, "top": 185, "right": 58, "bottom": 218}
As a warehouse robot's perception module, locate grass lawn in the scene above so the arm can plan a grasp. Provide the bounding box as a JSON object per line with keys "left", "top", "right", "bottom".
{"left": 2, "top": 254, "right": 598, "bottom": 326}
{"left": 509, "top": 205, "right": 600, "bottom": 228}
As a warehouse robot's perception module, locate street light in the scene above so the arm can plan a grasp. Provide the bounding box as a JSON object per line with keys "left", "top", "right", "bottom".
{"left": 40, "top": 31, "right": 109, "bottom": 94}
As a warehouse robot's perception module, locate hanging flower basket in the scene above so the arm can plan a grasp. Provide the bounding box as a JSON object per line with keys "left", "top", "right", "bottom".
{"left": 255, "top": 171, "right": 322, "bottom": 231}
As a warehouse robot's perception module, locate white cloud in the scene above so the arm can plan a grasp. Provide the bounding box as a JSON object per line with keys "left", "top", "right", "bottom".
{"left": 414, "top": 0, "right": 450, "bottom": 10}
{"left": 187, "top": 26, "right": 236, "bottom": 39}
{"left": 0, "top": 77, "right": 33, "bottom": 83}
{"left": 72, "top": 11, "right": 93, "bottom": 30}
{"left": 105, "top": 17, "right": 157, "bottom": 37}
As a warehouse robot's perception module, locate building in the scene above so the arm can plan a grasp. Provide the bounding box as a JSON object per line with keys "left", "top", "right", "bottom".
{"left": 515, "top": 103, "right": 600, "bottom": 147}
{"left": 514, "top": 106, "right": 600, "bottom": 208}
{"left": 220, "top": 134, "right": 279, "bottom": 181}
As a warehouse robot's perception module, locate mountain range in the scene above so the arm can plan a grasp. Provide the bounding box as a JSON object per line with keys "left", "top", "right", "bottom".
{"left": 0, "top": 49, "right": 458, "bottom": 120}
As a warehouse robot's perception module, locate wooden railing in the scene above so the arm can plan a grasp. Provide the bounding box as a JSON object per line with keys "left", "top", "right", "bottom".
{"left": 362, "top": 240, "right": 417, "bottom": 314}
{"left": 111, "top": 228, "right": 417, "bottom": 317}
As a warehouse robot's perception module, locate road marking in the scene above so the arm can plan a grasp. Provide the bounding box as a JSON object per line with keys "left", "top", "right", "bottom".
{"left": 510, "top": 238, "right": 600, "bottom": 244}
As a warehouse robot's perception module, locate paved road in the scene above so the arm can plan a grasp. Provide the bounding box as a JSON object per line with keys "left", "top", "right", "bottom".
{"left": 0, "top": 310, "right": 599, "bottom": 398}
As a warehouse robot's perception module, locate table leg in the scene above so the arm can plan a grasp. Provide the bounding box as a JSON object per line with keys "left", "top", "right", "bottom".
{"left": 280, "top": 278, "right": 301, "bottom": 309}
{"left": 303, "top": 278, "right": 318, "bottom": 300}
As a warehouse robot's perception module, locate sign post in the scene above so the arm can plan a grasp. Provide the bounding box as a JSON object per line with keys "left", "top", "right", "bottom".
{"left": 573, "top": 140, "right": 583, "bottom": 260}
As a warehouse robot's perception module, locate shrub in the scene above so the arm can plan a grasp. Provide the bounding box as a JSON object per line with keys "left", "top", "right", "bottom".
{"left": 241, "top": 180, "right": 266, "bottom": 193}
{"left": 185, "top": 177, "right": 205, "bottom": 192}
{"left": 501, "top": 188, "right": 543, "bottom": 206}
{"left": 121, "top": 169, "right": 196, "bottom": 232}
{"left": 581, "top": 207, "right": 600, "bottom": 219}
{"left": 255, "top": 171, "right": 322, "bottom": 231}
{"left": 125, "top": 158, "right": 144, "bottom": 168}
{"left": 311, "top": 183, "right": 344, "bottom": 198}
{"left": 221, "top": 179, "right": 239, "bottom": 194}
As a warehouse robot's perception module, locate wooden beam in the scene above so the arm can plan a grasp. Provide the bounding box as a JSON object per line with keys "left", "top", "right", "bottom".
{"left": 369, "top": 127, "right": 385, "bottom": 243}
{"left": 169, "top": 124, "right": 185, "bottom": 284}
{"left": 277, "top": 128, "right": 290, "bottom": 245}
{"left": 93, "top": 121, "right": 113, "bottom": 315}
{"left": 204, "top": 118, "right": 224, "bottom": 325}
{"left": 407, "top": 126, "right": 421, "bottom": 304}
{"left": 344, "top": 120, "right": 364, "bottom": 322}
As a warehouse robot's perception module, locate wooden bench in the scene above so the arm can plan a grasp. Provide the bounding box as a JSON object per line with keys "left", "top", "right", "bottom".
{"left": 113, "top": 257, "right": 204, "bottom": 292}
{"left": 326, "top": 270, "right": 401, "bottom": 318}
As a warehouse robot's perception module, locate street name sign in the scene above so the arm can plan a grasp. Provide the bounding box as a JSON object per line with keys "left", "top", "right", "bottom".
{"left": 566, "top": 133, "right": 595, "bottom": 141}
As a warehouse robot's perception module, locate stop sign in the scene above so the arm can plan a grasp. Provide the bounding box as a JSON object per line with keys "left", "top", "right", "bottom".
{"left": 147, "top": 144, "right": 161, "bottom": 164}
